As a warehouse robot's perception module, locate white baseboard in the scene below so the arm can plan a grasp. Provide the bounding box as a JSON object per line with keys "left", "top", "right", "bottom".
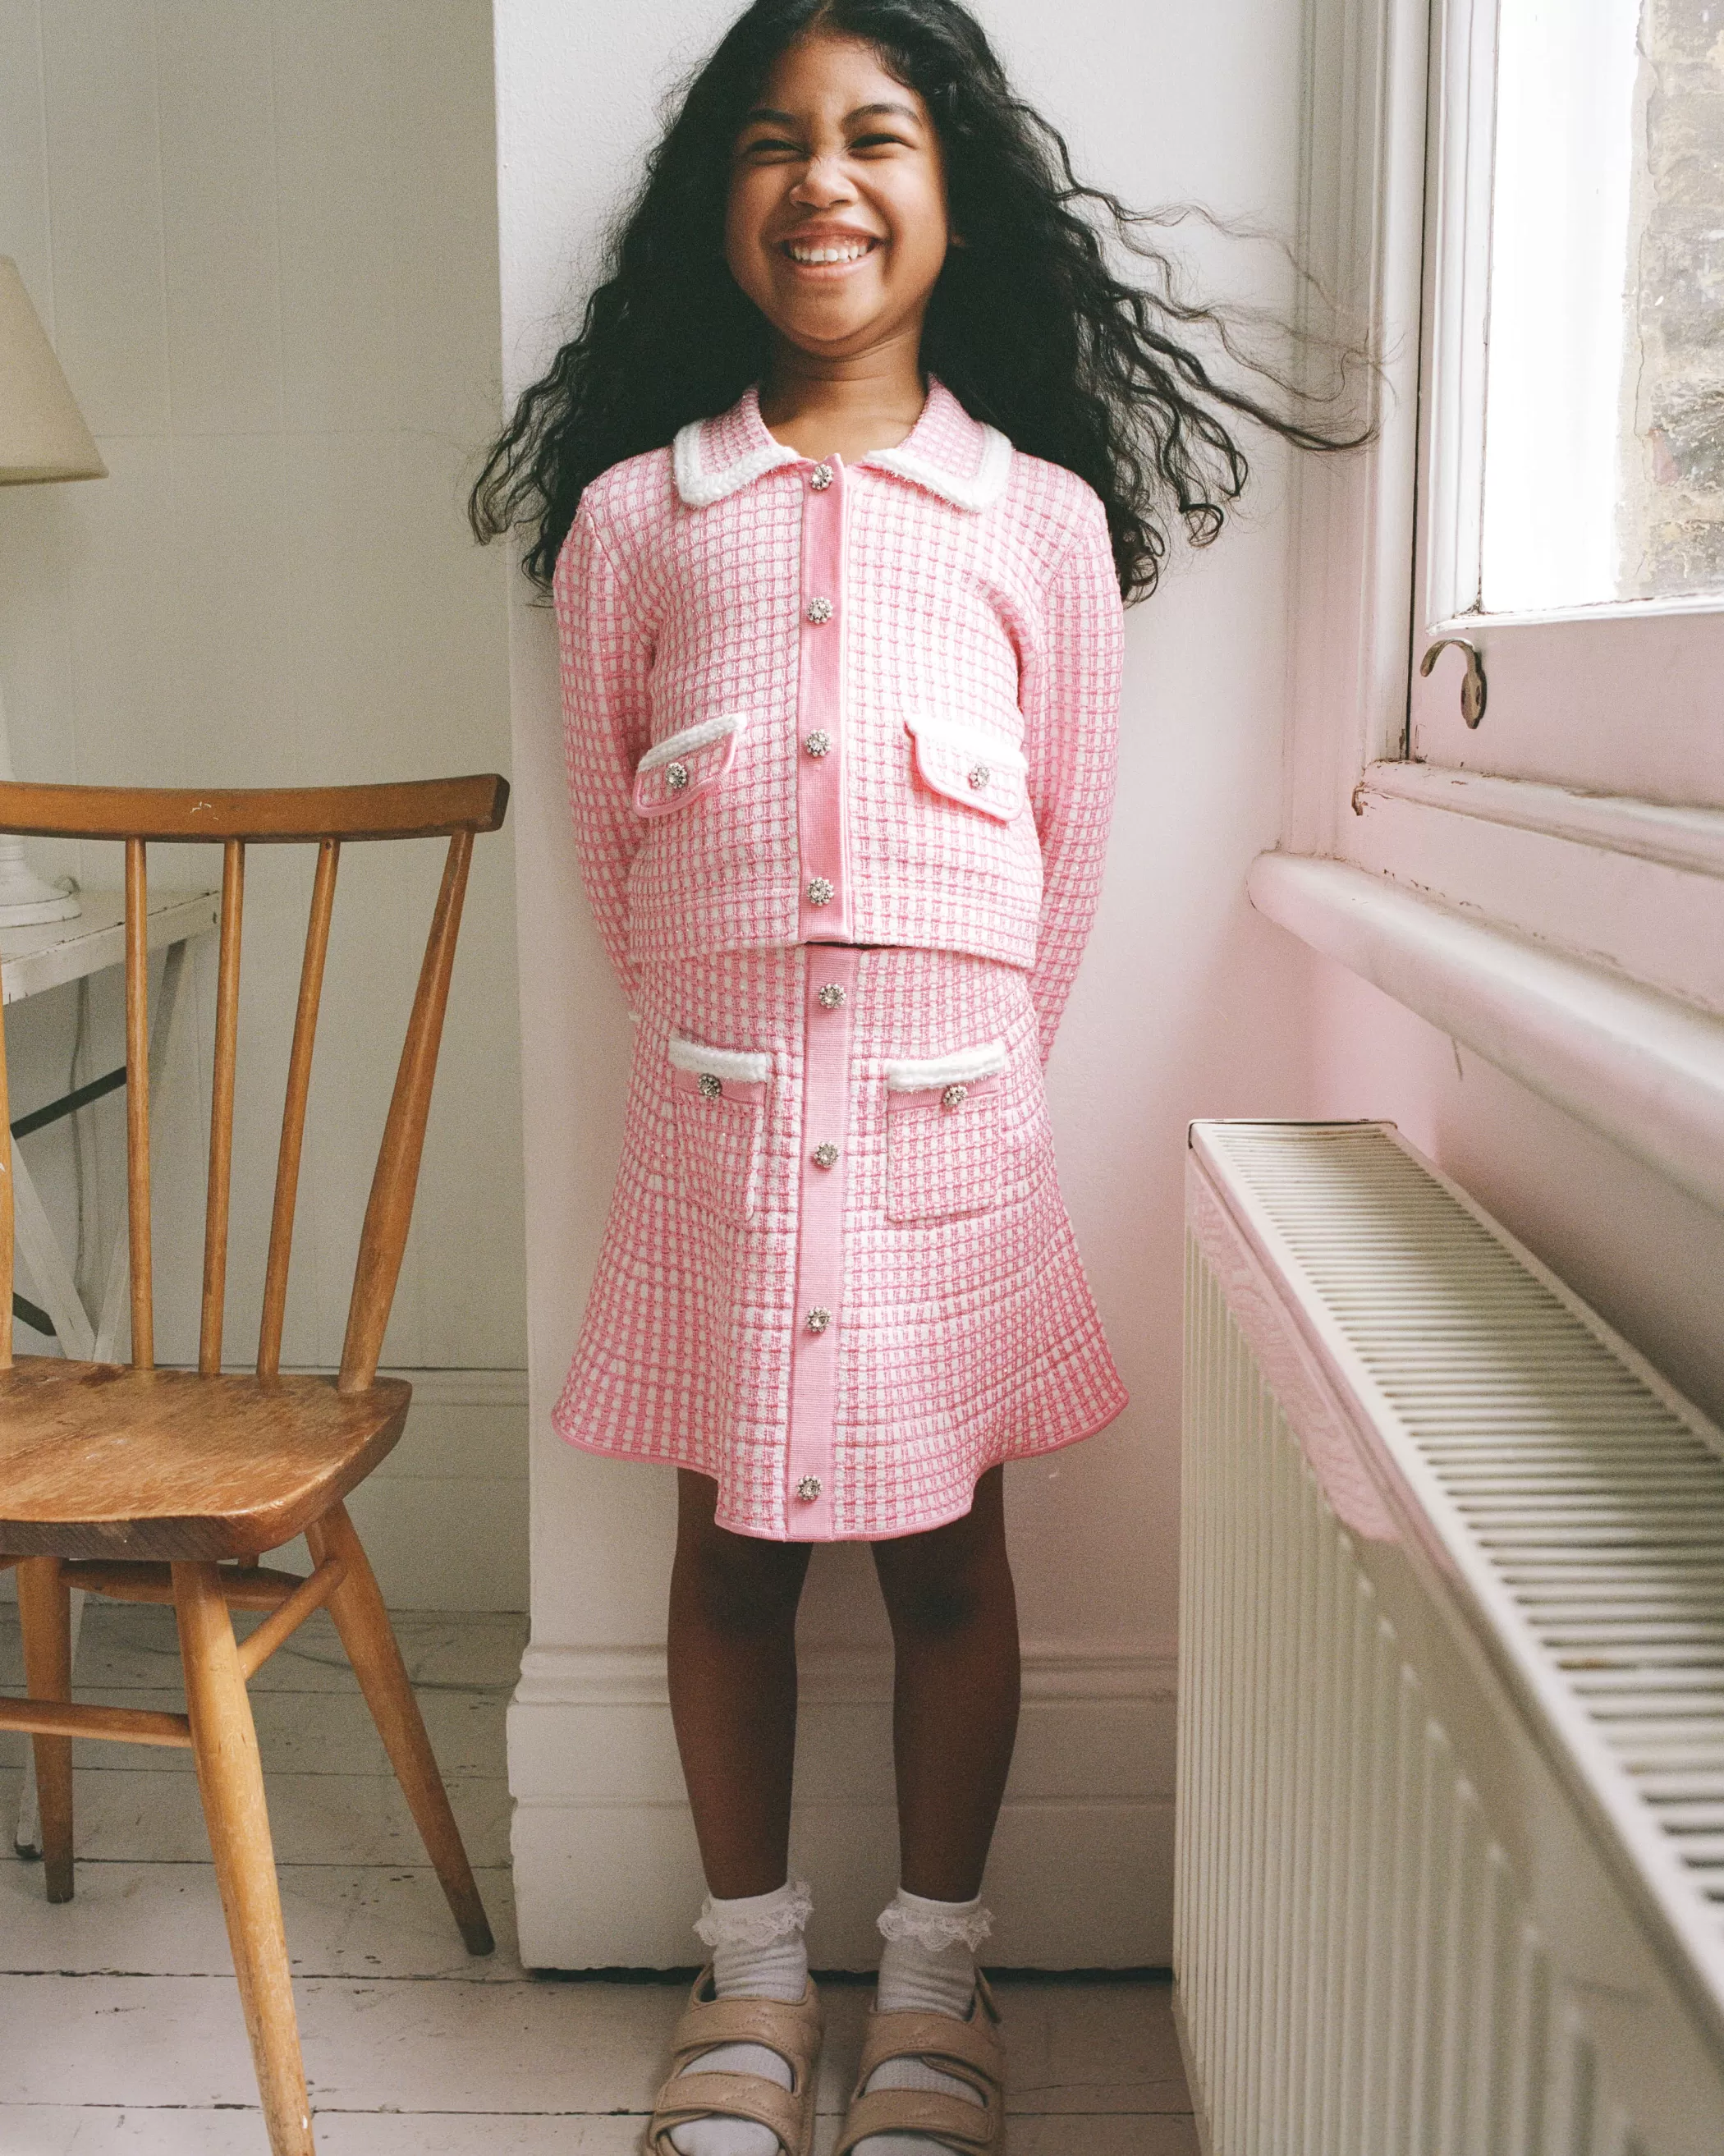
{"left": 508, "top": 1640, "right": 1176, "bottom": 1970}
{"left": 0, "top": 1369, "right": 529, "bottom": 1613}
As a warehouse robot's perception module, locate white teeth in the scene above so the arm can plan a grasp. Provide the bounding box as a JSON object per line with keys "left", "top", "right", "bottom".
{"left": 786, "top": 240, "right": 872, "bottom": 265}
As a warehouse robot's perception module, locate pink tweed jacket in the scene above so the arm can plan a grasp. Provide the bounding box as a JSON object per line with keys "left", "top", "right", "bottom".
{"left": 553, "top": 374, "right": 1122, "bottom": 1057}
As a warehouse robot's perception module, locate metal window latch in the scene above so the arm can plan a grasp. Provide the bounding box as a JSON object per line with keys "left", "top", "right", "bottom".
{"left": 1419, "top": 638, "right": 1487, "bottom": 728}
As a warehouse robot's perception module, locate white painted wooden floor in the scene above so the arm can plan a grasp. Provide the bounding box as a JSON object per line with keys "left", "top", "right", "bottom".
{"left": 0, "top": 1604, "right": 1194, "bottom": 2154}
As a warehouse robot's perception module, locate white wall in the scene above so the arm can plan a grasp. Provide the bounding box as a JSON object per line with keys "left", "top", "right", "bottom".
{"left": 498, "top": 0, "right": 1326, "bottom": 1967}
{"left": 0, "top": 0, "right": 526, "bottom": 1608}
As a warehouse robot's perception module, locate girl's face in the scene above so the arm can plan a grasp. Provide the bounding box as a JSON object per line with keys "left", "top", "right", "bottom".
{"left": 726, "top": 31, "right": 951, "bottom": 364}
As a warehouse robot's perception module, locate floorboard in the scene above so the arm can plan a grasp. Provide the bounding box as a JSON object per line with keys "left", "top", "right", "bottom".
{"left": 0, "top": 1606, "right": 1195, "bottom": 2154}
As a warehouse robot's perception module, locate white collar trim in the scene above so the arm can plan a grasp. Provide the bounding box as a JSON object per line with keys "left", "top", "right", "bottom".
{"left": 672, "top": 388, "right": 1013, "bottom": 512}
{"left": 859, "top": 424, "right": 1013, "bottom": 512}
{"left": 672, "top": 419, "right": 800, "bottom": 508}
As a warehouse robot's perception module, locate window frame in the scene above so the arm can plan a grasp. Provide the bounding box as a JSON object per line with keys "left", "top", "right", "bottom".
{"left": 1267, "top": 0, "right": 1724, "bottom": 1204}
{"left": 1408, "top": 0, "right": 1724, "bottom": 793}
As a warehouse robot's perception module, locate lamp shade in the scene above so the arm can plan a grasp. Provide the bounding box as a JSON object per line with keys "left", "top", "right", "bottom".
{"left": 0, "top": 256, "right": 106, "bottom": 484}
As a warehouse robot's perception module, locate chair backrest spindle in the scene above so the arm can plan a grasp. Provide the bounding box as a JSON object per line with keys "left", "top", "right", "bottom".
{"left": 199, "top": 839, "right": 245, "bottom": 1375}
{"left": 337, "top": 830, "right": 474, "bottom": 1395}
{"left": 257, "top": 838, "right": 340, "bottom": 1381}
{"left": 124, "top": 837, "right": 154, "bottom": 1370}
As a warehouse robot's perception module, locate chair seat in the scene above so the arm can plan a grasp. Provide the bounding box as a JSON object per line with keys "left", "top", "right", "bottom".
{"left": 0, "top": 1358, "right": 411, "bottom": 1561}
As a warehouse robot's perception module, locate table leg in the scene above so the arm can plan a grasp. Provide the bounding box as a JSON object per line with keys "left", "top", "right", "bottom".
{"left": 10, "top": 1143, "right": 96, "bottom": 1360}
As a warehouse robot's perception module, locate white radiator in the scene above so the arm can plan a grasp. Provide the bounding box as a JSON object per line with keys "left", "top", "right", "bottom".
{"left": 1178, "top": 1122, "right": 1724, "bottom": 2156}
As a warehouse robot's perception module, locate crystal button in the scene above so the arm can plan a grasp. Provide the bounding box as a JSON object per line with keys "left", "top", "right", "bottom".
{"left": 698, "top": 1072, "right": 722, "bottom": 1100}
{"left": 809, "top": 463, "right": 834, "bottom": 491}
{"left": 812, "top": 1142, "right": 840, "bottom": 1169}
{"left": 805, "top": 1307, "right": 832, "bottom": 1334}
{"left": 805, "top": 877, "right": 834, "bottom": 906}
{"left": 817, "top": 984, "right": 847, "bottom": 1009}
{"left": 942, "top": 1084, "right": 969, "bottom": 1110}
{"left": 667, "top": 761, "right": 691, "bottom": 791}
{"left": 796, "top": 1475, "right": 823, "bottom": 1500}
{"left": 806, "top": 596, "right": 834, "bottom": 625}
{"left": 967, "top": 765, "right": 990, "bottom": 791}
{"left": 804, "top": 730, "right": 832, "bottom": 758}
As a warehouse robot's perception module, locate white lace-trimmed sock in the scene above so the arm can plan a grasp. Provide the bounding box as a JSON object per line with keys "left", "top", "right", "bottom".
{"left": 667, "top": 1878, "right": 813, "bottom": 2156}
{"left": 855, "top": 1888, "right": 992, "bottom": 2156}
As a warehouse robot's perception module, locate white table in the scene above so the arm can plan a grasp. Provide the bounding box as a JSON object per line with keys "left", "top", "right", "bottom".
{"left": 6, "top": 888, "right": 218, "bottom": 1851}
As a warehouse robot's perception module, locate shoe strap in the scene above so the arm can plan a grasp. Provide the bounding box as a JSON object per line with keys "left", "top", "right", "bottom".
{"left": 834, "top": 2086, "right": 999, "bottom": 2156}
{"left": 669, "top": 1970, "right": 823, "bottom": 2084}
{"left": 855, "top": 2002, "right": 1005, "bottom": 2096}
{"left": 649, "top": 2068, "right": 806, "bottom": 2155}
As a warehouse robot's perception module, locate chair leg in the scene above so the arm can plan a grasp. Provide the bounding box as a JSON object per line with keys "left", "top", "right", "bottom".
{"left": 306, "top": 1502, "right": 494, "bottom": 1955}
{"left": 173, "top": 1561, "right": 314, "bottom": 2156}
{"left": 14, "top": 1585, "right": 85, "bottom": 1864}
{"left": 16, "top": 1557, "right": 74, "bottom": 1902}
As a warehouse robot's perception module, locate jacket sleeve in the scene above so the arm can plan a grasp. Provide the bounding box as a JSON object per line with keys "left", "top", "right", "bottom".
{"left": 1020, "top": 492, "right": 1123, "bottom": 1062}
{"left": 553, "top": 498, "right": 654, "bottom": 1003}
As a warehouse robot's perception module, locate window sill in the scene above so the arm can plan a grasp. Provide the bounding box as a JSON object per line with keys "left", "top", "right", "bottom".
{"left": 1357, "top": 761, "right": 1724, "bottom": 878}
{"left": 1248, "top": 851, "right": 1724, "bottom": 1218}
{"left": 1345, "top": 764, "right": 1724, "bottom": 1020}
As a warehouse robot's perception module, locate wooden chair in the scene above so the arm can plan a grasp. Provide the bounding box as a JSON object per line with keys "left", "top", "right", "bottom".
{"left": 0, "top": 775, "right": 509, "bottom": 2156}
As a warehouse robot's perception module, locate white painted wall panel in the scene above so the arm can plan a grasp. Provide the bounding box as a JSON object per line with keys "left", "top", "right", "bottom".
{"left": 156, "top": 1, "right": 285, "bottom": 438}
{"left": 0, "top": 3, "right": 52, "bottom": 314}
{"left": 37, "top": 1, "right": 172, "bottom": 436}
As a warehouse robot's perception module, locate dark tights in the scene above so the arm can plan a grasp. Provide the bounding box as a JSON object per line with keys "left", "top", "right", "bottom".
{"left": 666, "top": 1466, "right": 1020, "bottom": 1901}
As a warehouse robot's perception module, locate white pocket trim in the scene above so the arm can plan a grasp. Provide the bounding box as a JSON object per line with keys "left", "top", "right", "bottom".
{"left": 669, "top": 1034, "right": 773, "bottom": 1085}
{"left": 903, "top": 713, "right": 1029, "bottom": 776}
{"left": 638, "top": 712, "right": 747, "bottom": 774}
{"left": 884, "top": 1039, "right": 1009, "bottom": 1091}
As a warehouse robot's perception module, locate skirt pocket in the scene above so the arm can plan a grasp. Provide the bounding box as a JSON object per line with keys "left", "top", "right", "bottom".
{"left": 883, "top": 1039, "right": 1008, "bottom": 1224}
{"left": 668, "top": 1035, "right": 771, "bottom": 1225}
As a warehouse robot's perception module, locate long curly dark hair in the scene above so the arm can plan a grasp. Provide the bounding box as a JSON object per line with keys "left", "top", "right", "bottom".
{"left": 469, "top": 0, "right": 1370, "bottom": 602}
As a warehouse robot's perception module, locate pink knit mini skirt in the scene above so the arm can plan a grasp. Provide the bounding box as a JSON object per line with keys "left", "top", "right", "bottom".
{"left": 553, "top": 944, "right": 1127, "bottom": 1541}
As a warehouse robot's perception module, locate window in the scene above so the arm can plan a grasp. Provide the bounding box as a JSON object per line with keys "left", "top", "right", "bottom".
{"left": 1263, "top": 0, "right": 1724, "bottom": 1183}
{"left": 1414, "top": 0, "right": 1724, "bottom": 794}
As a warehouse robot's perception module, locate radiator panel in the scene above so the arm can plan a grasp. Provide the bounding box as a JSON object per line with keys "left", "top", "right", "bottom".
{"left": 1179, "top": 1122, "right": 1724, "bottom": 2156}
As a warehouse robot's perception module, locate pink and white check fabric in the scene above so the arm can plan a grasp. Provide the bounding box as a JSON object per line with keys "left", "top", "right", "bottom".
{"left": 552, "top": 377, "right": 1128, "bottom": 1539}
{"left": 554, "top": 948, "right": 1127, "bottom": 1541}
{"left": 554, "top": 374, "right": 1122, "bottom": 1062}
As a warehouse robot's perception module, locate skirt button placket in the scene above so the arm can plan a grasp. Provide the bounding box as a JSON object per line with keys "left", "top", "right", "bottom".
{"left": 784, "top": 948, "right": 860, "bottom": 1534}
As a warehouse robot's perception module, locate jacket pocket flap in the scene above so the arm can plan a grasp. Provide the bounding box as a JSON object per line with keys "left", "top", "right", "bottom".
{"left": 905, "top": 715, "right": 1027, "bottom": 823}
{"left": 634, "top": 713, "right": 746, "bottom": 818}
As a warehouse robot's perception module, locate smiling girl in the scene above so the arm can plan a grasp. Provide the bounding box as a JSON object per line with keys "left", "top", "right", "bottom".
{"left": 472, "top": 4, "right": 1360, "bottom": 2151}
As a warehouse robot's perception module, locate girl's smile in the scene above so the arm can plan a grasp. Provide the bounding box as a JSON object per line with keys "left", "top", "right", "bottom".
{"left": 780, "top": 226, "right": 882, "bottom": 273}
